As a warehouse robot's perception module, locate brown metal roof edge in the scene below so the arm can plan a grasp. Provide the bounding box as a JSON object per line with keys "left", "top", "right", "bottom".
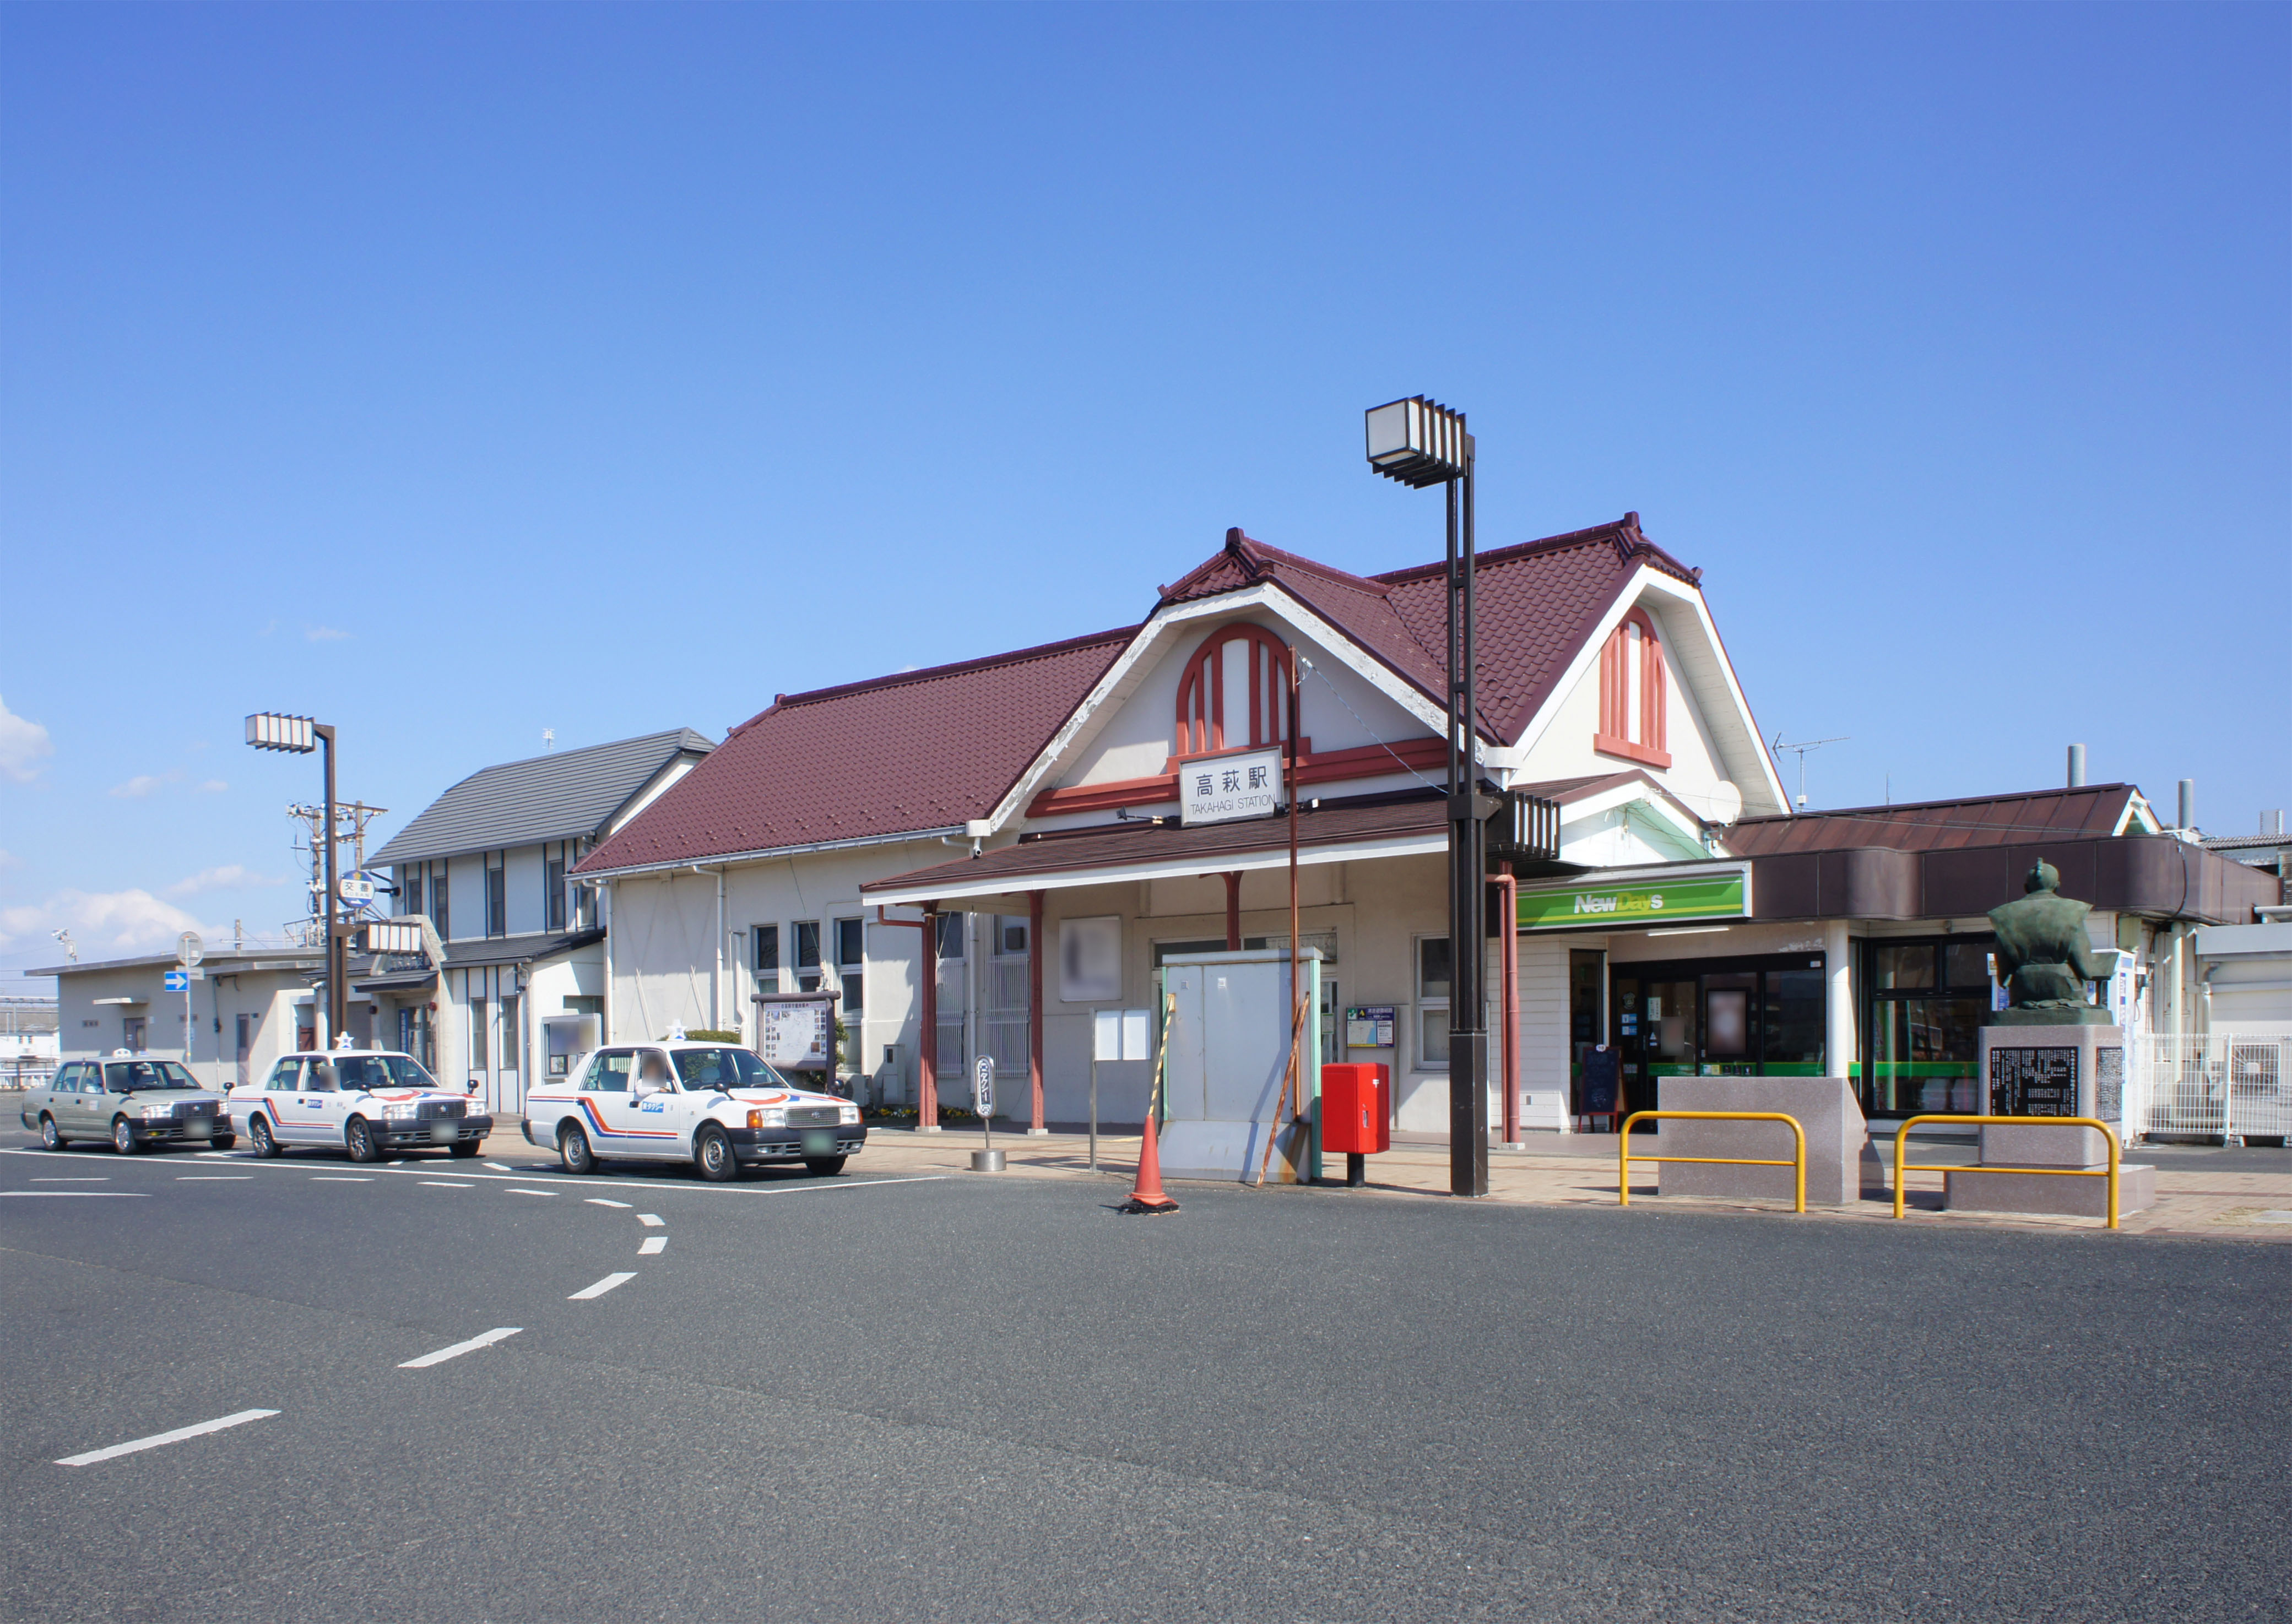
{"left": 1733, "top": 782, "right": 2139, "bottom": 830}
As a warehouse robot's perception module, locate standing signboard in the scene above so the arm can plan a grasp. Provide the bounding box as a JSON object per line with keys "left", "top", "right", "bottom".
{"left": 753, "top": 991, "right": 838, "bottom": 1079}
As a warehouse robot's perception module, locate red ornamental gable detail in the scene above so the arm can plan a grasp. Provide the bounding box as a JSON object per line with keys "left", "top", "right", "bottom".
{"left": 1174, "top": 623, "right": 1294, "bottom": 757}
{"left": 1594, "top": 608, "right": 1671, "bottom": 769}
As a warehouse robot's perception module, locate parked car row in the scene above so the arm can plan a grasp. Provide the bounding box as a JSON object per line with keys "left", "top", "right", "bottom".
{"left": 20, "top": 1040, "right": 868, "bottom": 1182}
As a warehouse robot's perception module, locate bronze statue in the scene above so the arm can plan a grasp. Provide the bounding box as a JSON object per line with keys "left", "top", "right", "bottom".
{"left": 1987, "top": 861, "right": 2114, "bottom": 1026}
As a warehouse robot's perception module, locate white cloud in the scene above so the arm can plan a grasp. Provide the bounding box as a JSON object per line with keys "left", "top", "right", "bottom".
{"left": 166, "top": 864, "right": 284, "bottom": 898}
{"left": 0, "top": 694, "right": 55, "bottom": 783}
{"left": 0, "top": 889, "right": 221, "bottom": 958}
{"left": 108, "top": 774, "right": 172, "bottom": 799}
{"left": 305, "top": 626, "right": 350, "bottom": 642}
{"left": 0, "top": 848, "right": 18, "bottom": 869}
{"left": 194, "top": 779, "right": 228, "bottom": 794}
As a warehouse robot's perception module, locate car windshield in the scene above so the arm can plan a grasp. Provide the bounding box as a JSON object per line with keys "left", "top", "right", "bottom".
{"left": 670, "top": 1047, "right": 792, "bottom": 1093}
{"left": 326, "top": 1055, "right": 440, "bottom": 1092}
{"left": 104, "top": 1060, "right": 201, "bottom": 1092}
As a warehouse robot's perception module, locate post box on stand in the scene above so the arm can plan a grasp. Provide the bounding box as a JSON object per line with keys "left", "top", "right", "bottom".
{"left": 1321, "top": 1062, "right": 1390, "bottom": 1187}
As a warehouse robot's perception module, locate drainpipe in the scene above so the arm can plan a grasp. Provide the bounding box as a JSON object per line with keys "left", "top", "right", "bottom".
{"left": 601, "top": 882, "right": 615, "bottom": 1044}
{"left": 1027, "top": 889, "right": 1045, "bottom": 1136}
{"left": 1223, "top": 871, "right": 1243, "bottom": 950}
{"left": 1495, "top": 864, "right": 1519, "bottom": 1146}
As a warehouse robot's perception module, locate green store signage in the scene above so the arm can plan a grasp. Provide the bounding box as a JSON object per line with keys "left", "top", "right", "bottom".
{"left": 1515, "top": 870, "right": 1747, "bottom": 930}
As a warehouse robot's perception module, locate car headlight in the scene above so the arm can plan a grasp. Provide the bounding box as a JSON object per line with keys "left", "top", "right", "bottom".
{"left": 838, "top": 1105, "right": 861, "bottom": 1125}
{"left": 747, "top": 1107, "right": 788, "bottom": 1129}
{"left": 140, "top": 1104, "right": 173, "bottom": 1122}
{"left": 382, "top": 1104, "right": 420, "bottom": 1120}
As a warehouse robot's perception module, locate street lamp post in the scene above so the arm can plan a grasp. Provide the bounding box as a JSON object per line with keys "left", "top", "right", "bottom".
{"left": 1364, "top": 397, "right": 1488, "bottom": 1198}
{"left": 247, "top": 713, "right": 345, "bottom": 1046}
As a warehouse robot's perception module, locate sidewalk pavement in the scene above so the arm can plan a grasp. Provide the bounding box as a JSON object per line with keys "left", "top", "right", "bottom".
{"left": 478, "top": 1121, "right": 2292, "bottom": 1241}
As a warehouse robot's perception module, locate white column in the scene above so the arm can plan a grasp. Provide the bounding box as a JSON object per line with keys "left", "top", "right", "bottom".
{"left": 1824, "top": 919, "right": 1855, "bottom": 1083}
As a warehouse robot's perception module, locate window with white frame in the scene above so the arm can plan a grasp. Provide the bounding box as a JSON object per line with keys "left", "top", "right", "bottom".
{"left": 1415, "top": 936, "right": 1451, "bottom": 1069}
{"left": 752, "top": 924, "right": 781, "bottom": 991}
{"left": 794, "top": 921, "right": 822, "bottom": 992}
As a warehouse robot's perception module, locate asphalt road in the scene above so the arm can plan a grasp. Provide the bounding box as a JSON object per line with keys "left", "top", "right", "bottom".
{"left": 2, "top": 1129, "right": 2286, "bottom": 1624}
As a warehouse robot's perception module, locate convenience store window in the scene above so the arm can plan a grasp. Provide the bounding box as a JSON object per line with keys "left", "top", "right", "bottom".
{"left": 1860, "top": 936, "right": 1996, "bottom": 1120}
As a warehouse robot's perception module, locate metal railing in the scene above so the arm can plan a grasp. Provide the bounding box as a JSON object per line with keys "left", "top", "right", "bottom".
{"left": 1891, "top": 1115, "right": 2122, "bottom": 1229}
{"left": 2129, "top": 1033, "right": 2291, "bottom": 1142}
{"left": 1617, "top": 1110, "right": 1806, "bottom": 1214}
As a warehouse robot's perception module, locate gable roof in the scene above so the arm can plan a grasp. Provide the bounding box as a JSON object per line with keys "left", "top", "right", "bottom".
{"left": 1723, "top": 784, "right": 2151, "bottom": 857}
{"left": 372, "top": 729, "right": 716, "bottom": 868}
{"left": 574, "top": 629, "right": 1134, "bottom": 877}
{"left": 1158, "top": 516, "right": 1698, "bottom": 745}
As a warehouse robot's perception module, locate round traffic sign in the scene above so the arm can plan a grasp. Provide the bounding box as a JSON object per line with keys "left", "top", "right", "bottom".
{"left": 177, "top": 931, "right": 204, "bottom": 968}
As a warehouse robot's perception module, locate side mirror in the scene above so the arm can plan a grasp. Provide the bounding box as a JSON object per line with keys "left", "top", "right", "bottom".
{"left": 467, "top": 1078, "right": 483, "bottom": 1095}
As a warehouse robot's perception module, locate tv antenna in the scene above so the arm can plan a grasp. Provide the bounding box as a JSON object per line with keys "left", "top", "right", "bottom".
{"left": 1770, "top": 734, "right": 1848, "bottom": 810}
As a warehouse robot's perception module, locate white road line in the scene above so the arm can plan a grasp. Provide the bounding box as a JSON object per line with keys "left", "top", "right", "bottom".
{"left": 637, "top": 1213, "right": 664, "bottom": 1227}
{"left": 0, "top": 1191, "right": 149, "bottom": 1198}
{"left": 420, "top": 1181, "right": 474, "bottom": 1188}
{"left": 638, "top": 1236, "right": 666, "bottom": 1255}
{"left": 398, "top": 1327, "right": 522, "bottom": 1368}
{"left": 484, "top": 1162, "right": 513, "bottom": 1172}
{"left": 178, "top": 1176, "right": 252, "bottom": 1181}
{"left": 33, "top": 1177, "right": 108, "bottom": 1182}
{"left": 569, "top": 1271, "right": 637, "bottom": 1300}
{"left": 506, "top": 1188, "right": 557, "bottom": 1197}
{"left": 310, "top": 1176, "right": 371, "bottom": 1182}
{"left": 56, "top": 1408, "right": 279, "bottom": 1468}
{"left": 584, "top": 1198, "right": 632, "bottom": 1208}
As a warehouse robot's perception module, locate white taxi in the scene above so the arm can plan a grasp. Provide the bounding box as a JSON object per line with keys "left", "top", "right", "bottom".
{"left": 522, "top": 1039, "right": 865, "bottom": 1181}
{"left": 228, "top": 1049, "right": 493, "bottom": 1162}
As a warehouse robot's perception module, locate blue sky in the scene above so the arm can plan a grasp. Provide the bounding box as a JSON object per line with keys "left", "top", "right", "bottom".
{"left": 2, "top": 2, "right": 2285, "bottom": 979}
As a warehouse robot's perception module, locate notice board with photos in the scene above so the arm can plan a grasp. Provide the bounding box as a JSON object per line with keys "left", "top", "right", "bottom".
{"left": 754, "top": 993, "right": 836, "bottom": 1072}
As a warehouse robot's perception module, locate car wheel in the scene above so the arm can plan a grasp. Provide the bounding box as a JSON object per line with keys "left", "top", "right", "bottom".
{"left": 249, "top": 1115, "right": 282, "bottom": 1158}
{"left": 448, "top": 1138, "right": 481, "bottom": 1159}
{"left": 559, "top": 1123, "right": 595, "bottom": 1175}
{"left": 345, "top": 1117, "right": 382, "bottom": 1164}
{"left": 112, "top": 1117, "right": 138, "bottom": 1156}
{"left": 803, "top": 1156, "right": 847, "bottom": 1178}
{"left": 694, "top": 1124, "right": 738, "bottom": 1182}
{"left": 213, "top": 1137, "right": 236, "bottom": 1152}
{"left": 39, "top": 1114, "right": 67, "bottom": 1152}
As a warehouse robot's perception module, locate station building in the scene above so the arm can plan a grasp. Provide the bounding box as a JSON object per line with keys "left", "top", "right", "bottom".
{"left": 575, "top": 518, "right": 2280, "bottom": 1137}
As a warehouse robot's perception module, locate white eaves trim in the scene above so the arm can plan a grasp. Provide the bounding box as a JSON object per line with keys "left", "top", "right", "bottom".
{"left": 1495, "top": 565, "right": 1791, "bottom": 818}
{"left": 576, "top": 825, "right": 967, "bottom": 884}
{"left": 983, "top": 581, "right": 1461, "bottom": 835}
{"left": 865, "top": 828, "right": 1449, "bottom": 909}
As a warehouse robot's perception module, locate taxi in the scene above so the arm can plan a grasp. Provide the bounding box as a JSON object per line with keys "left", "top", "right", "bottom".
{"left": 20, "top": 1053, "right": 234, "bottom": 1154}
{"left": 522, "top": 1038, "right": 865, "bottom": 1181}
{"left": 227, "top": 1049, "right": 493, "bottom": 1162}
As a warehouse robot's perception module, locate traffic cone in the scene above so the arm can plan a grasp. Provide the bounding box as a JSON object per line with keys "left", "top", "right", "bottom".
{"left": 1124, "top": 1111, "right": 1179, "bottom": 1215}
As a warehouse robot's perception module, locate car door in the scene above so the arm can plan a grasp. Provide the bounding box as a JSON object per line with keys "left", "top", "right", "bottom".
{"left": 264, "top": 1057, "right": 319, "bottom": 1143}
{"left": 305, "top": 1058, "right": 356, "bottom": 1149}
{"left": 47, "top": 1062, "right": 88, "bottom": 1134}
{"left": 594, "top": 1049, "right": 683, "bottom": 1157}
{"left": 94, "top": 1063, "right": 138, "bottom": 1140}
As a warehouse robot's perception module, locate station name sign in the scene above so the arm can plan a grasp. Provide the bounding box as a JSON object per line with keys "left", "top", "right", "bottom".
{"left": 1179, "top": 746, "right": 1283, "bottom": 827}
{"left": 1515, "top": 869, "right": 1748, "bottom": 930}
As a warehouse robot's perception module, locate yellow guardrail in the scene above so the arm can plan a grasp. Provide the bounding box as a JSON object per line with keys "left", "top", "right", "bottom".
{"left": 1891, "top": 1115, "right": 2121, "bottom": 1230}
{"left": 1617, "top": 1110, "right": 1806, "bottom": 1214}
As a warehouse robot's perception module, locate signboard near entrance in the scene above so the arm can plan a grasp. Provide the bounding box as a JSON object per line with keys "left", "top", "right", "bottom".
{"left": 756, "top": 995, "right": 834, "bottom": 1071}
{"left": 1515, "top": 870, "right": 1748, "bottom": 930}
{"left": 1179, "top": 747, "right": 1282, "bottom": 826}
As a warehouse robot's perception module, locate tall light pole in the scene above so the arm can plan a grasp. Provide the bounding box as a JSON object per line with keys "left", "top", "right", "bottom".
{"left": 1364, "top": 397, "right": 1488, "bottom": 1198}
{"left": 247, "top": 713, "right": 344, "bottom": 1046}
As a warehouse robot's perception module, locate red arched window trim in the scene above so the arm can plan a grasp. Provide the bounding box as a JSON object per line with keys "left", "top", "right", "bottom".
{"left": 1173, "top": 623, "right": 1298, "bottom": 760}
{"left": 1594, "top": 608, "right": 1671, "bottom": 768}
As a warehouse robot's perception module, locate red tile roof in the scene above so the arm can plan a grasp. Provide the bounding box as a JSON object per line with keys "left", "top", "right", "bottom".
{"left": 580, "top": 514, "right": 1703, "bottom": 873}
{"left": 1724, "top": 784, "right": 2145, "bottom": 856}
{"left": 575, "top": 627, "right": 1135, "bottom": 875}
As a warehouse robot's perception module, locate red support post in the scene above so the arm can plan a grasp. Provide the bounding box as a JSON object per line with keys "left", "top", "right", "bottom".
{"left": 1223, "top": 871, "right": 1243, "bottom": 950}
{"left": 919, "top": 907, "right": 939, "bottom": 1129}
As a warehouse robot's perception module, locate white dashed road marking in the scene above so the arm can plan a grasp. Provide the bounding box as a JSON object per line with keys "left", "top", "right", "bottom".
{"left": 484, "top": 1163, "right": 513, "bottom": 1172}
{"left": 584, "top": 1198, "right": 632, "bottom": 1208}
{"left": 421, "top": 1181, "right": 473, "bottom": 1188}
{"left": 398, "top": 1327, "right": 523, "bottom": 1368}
{"left": 637, "top": 1213, "right": 664, "bottom": 1227}
{"left": 310, "top": 1176, "right": 371, "bottom": 1182}
{"left": 506, "top": 1188, "right": 556, "bottom": 1197}
{"left": 569, "top": 1272, "right": 637, "bottom": 1301}
{"left": 178, "top": 1176, "right": 252, "bottom": 1181}
{"left": 639, "top": 1236, "right": 666, "bottom": 1255}
{"left": 33, "top": 1177, "right": 108, "bottom": 1182}
{"left": 56, "top": 1409, "right": 279, "bottom": 1468}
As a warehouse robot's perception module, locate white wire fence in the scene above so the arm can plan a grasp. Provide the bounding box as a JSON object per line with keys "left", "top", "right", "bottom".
{"left": 2128, "top": 1033, "right": 2292, "bottom": 1142}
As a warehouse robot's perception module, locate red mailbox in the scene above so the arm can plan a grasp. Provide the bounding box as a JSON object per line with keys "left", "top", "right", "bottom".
{"left": 1322, "top": 1062, "right": 1390, "bottom": 1186}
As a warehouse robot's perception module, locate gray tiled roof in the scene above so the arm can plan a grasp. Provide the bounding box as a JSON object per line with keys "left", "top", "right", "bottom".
{"left": 371, "top": 730, "right": 713, "bottom": 868}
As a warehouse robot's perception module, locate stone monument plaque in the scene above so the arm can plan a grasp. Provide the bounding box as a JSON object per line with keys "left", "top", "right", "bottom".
{"left": 1989, "top": 1047, "right": 2079, "bottom": 1118}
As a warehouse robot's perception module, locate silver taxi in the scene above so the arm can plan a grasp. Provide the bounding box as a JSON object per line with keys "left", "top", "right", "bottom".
{"left": 20, "top": 1055, "right": 234, "bottom": 1155}
{"left": 227, "top": 1049, "right": 492, "bottom": 1162}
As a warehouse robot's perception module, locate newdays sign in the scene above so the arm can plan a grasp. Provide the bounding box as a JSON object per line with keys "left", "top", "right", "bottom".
{"left": 1515, "top": 868, "right": 1749, "bottom": 930}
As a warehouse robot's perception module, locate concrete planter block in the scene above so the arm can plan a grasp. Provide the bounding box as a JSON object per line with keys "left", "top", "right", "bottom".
{"left": 1657, "top": 1077, "right": 1866, "bottom": 1206}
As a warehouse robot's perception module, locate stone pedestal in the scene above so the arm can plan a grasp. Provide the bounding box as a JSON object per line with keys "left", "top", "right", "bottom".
{"left": 1976, "top": 1024, "right": 2126, "bottom": 1167}
{"left": 1946, "top": 1163, "right": 2155, "bottom": 1219}
{"left": 1657, "top": 1077, "right": 1866, "bottom": 1206}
